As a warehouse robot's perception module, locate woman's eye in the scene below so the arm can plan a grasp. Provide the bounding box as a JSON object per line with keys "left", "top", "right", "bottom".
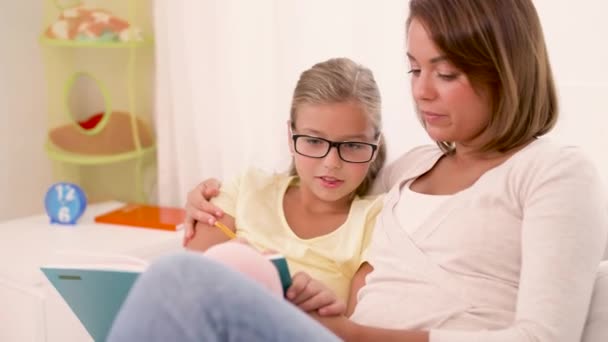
{"left": 437, "top": 72, "right": 459, "bottom": 81}
{"left": 407, "top": 68, "right": 421, "bottom": 76}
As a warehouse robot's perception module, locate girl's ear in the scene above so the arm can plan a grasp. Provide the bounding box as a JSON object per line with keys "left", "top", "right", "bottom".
{"left": 286, "top": 120, "right": 295, "bottom": 154}
{"left": 370, "top": 135, "right": 382, "bottom": 162}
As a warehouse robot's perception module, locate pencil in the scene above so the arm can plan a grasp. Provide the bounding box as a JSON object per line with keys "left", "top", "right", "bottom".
{"left": 214, "top": 221, "right": 237, "bottom": 239}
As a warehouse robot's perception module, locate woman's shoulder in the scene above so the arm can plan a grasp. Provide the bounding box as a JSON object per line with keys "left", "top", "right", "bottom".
{"left": 513, "top": 138, "right": 597, "bottom": 173}
{"left": 371, "top": 144, "right": 442, "bottom": 194}
{"left": 509, "top": 139, "right": 604, "bottom": 194}
{"left": 386, "top": 144, "right": 443, "bottom": 177}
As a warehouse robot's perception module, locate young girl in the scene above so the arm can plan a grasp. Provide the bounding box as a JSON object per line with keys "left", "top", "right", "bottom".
{"left": 184, "top": 57, "right": 385, "bottom": 310}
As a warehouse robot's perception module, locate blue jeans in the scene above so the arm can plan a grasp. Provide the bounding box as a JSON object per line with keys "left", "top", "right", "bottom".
{"left": 107, "top": 252, "right": 341, "bottom": 342}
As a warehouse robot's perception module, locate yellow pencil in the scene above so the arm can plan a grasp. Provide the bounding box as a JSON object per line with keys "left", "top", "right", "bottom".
{"left": 214, "top": 221, "right": 237, "bottom": 239}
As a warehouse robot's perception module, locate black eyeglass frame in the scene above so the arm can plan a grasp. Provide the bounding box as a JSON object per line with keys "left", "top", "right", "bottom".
{"left": 291, "top": 134, "right": 379, "bottom": 163}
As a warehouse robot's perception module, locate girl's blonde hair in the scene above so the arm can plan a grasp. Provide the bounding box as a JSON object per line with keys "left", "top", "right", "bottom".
{"left": 407, "top": 0, "right": 558, "bottom": 153}
{"left": 289, "top": 57, "right": 386, "bottom": 196}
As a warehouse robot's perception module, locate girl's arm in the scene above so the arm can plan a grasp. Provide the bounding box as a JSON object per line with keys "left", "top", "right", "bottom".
{"left": 345, "top": 262, "right": 373, "bottom": 317}
{"left": 313, "top": 314, "right": 429, "bottom": 342}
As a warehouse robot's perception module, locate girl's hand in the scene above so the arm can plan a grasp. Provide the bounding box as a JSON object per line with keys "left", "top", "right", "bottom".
{"left": 286, "top": 272, "right": 346, "bottom": 316}
{"left": 310, "top": 313, "right": 358, "bottom": 341}
{"left": 182, "top": 178, "right": 224, "bottom": 246}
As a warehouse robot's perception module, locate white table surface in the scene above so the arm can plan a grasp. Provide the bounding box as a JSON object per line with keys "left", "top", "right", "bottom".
{"left": 0, "top": 201, "right": 185, "bottom": 342}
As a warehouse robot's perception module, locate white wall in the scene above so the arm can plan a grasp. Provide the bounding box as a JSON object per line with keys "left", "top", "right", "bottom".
{"left": 380, "top": 0, "right": 608, "bottom": 185}
{"left": 535, "top": 0, "right": 608, "bottom": 184}
{"left": 0, "top": 1, "right": 52, "bottom": 220}
{"left": 268, "top": 0, "right": 608, "bottom": 183}
{"left": 0, "top": 0, "right": 606, "bottom": 220}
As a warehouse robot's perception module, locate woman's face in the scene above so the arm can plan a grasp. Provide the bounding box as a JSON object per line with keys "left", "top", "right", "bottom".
{"left": 406, "top": 18, "right": 493, "bottom": 147}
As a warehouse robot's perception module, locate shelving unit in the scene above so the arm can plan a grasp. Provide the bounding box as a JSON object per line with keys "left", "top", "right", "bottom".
{"left": 41, "top": 0, "right": 156, "bottom": 203}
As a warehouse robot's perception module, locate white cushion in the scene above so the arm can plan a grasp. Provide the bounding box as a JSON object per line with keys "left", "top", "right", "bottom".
{"left": 582, "top": 261, "right": 608, "bottom": 342}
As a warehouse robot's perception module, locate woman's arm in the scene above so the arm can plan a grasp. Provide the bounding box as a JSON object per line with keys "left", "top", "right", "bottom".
{"left": 183, "top": 174, "right": 242, "bottom": 246}
{"left": 182, "top": 180, "right": 233, "bottom": 249}
{"left": 184, "top": 214, "right": 236, "bottom": 252}
{"left": 183, "top": 178, "right": 225, "bottom": 244}
{"left": 433, "top": 148, "right": 608, "bottom": 342}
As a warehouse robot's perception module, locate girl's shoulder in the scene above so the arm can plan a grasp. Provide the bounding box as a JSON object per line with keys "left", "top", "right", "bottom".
{"left": 234, "top": 167, "right": 293, "bottom": 192}
{"left": 353, "top": 193, "right": 385, "bottom": 211}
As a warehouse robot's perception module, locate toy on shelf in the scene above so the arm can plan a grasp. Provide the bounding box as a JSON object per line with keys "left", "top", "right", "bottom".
{"left": 45, "top": 5, "right": 142, "bottom": 43}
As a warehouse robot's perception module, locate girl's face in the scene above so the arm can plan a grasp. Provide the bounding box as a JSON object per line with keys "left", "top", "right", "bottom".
{"left": 290, "top": 101, "right": 377, "bottom": 203}
{"left": 407, "top": 18, "right": 493, "bottom": 147}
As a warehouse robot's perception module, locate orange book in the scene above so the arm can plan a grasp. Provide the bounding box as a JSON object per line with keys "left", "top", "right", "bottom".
{"left": 94, "top": 204, "right": 185, "bottom": 231}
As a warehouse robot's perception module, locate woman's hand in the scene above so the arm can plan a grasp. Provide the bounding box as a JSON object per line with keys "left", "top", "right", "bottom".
{"left": 286, "top": 272, "right": 346, "bottom": 316}
{"left": 182, "top": 178, "right": 224, "bottom": 246}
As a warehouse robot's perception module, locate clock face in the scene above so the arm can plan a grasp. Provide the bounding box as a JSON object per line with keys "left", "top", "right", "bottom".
{"left": 44, "top": 183, "right": 87, "bottom": 224}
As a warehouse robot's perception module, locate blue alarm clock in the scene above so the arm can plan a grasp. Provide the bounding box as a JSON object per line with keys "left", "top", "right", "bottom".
{"left": 44, "top": 182, "right": 87, "bottom": 225}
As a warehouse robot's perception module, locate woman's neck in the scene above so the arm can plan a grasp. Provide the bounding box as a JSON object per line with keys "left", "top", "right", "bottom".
{"left": 452, "top": 144, "right": 502, "bottom": 163}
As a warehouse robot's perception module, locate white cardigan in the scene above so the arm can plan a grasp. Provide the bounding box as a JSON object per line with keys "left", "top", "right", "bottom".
{"left": 351, "top": 139, "right": 608, "bottom": 342}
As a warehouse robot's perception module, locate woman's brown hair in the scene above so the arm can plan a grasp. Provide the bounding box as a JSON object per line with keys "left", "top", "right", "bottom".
{"left": 408, "top": 0, "right": 558, "bottom": 153}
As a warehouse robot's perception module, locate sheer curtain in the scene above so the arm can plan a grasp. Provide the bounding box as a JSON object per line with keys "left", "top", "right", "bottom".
{"left": 153, "top": 0, "right": 608, "bottom": 207}
{"left": 153, "top": 0, "right": 415, "bottom": 206}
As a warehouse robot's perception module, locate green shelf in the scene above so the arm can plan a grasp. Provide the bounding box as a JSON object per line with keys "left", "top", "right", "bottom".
{"left": 45, "top": 140, "right": 156, "bottom": 165}
{"left": 39, "top": 36, "right": 153, "bottom": 48}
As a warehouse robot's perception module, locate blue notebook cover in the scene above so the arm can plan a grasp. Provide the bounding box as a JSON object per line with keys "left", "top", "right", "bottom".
{"left": 40, "top": 267, "right": 141, "bottom": 342}
{"left": 41, "top": 253, "right": 291, "bottom": 341}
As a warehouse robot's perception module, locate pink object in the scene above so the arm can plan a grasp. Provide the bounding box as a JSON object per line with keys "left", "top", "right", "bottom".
{"left": 205, "top": 242, "right": 283, "bottom": 296}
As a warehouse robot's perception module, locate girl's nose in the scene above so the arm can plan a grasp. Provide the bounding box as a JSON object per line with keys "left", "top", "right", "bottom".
{"left": 322, "top": 146, "right": 343, "bottom": 169}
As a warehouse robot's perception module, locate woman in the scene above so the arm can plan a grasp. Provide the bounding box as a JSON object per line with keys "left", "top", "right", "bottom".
{"left": 109, "top": 0, "right": 608, "bottom": 341}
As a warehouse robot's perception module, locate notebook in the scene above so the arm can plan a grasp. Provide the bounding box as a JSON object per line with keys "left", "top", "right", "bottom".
{"left": 40, "top": 252, "right": 148, "bottom": 342}
{"left": 94, "top": 203, "right": 186, "bottom": 231}
{"left": 41, "top": 252, "right": 292, "bottom": 342}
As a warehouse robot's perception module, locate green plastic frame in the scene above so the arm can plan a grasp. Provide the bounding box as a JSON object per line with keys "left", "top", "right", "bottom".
{"left": 63, "top": 71, "right": 112, "bottom": 136}
{"left": 43, "top": 0, "right": 154, "bottom": 202}
{"left": 53, "top": 0, "right": 81, "bottom": 10}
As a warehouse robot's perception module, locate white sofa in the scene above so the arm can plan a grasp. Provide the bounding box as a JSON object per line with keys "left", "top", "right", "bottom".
{"left": 582, "top": 261, "right": 608, "bottom": 341}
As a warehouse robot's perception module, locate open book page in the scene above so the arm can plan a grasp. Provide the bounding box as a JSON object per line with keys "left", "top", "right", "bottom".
{"left": 42, "top": 250, "right": 149, "bottom": 273}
